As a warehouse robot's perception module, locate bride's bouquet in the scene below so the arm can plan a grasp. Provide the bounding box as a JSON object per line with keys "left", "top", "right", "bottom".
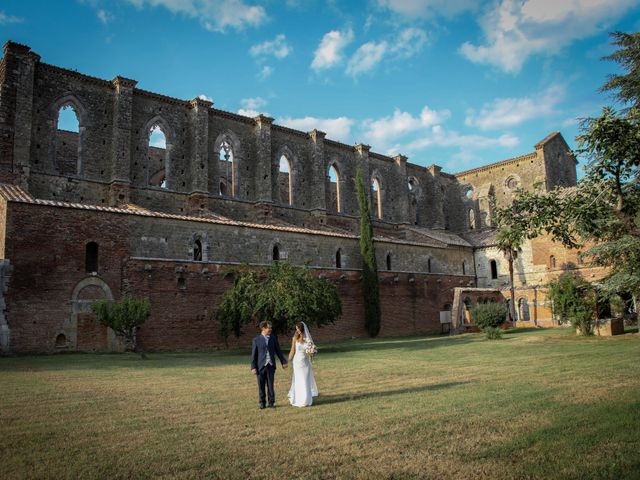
{"left": 303, "top": 340, "right": 317, "bottom": 361}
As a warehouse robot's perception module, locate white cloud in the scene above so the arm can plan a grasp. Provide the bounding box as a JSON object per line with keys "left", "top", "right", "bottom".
{"left": 277, "top": 116, "right": 354, "bottom": 143}
{"left": 465, "top": 84, "right": 564, "bottom": 130}
{"left": 96, "top": 9, "right": 113, "bottom": 24}
{"left": 240, "top": 97, "right": 267, "bottom": 110}
{"left": 377, "top": 0, "right": 476, "bottom": 18}
{"left": 363, "top": 106, "right": 450, "bottom": 145}
{"left": 250, "top": 34, "right": 292, "bottom": 60}
{"left": 460, "top": 0, "right": 638, "bottom": 73}
{"left": 257, "top": 65, "right": 273, "bottom": 80}
{"left": 238, "top": 97, "right": 268, "bottom": 116}
{"left": 311, "top": 28, "right": 354, "bottom": 71}
{"left": 198, "top": 94, "right": 213, "bottom": 102}
{"left": 404, "top": 125, "right": 519, "bottom": 151}
{"left": 124, "top": 0, "right": 267, "bottom": 32}
{"left": 393, "top": 27, "right": 428, "bottom": 58}
{"left": 346, "top": 41, "right": 388, "bottom": 77}
{"left": 0, "top": 10, "right": 23, "bottom": 24}
{"left": 345, "top": 28, "right": 428, "bottom": 78}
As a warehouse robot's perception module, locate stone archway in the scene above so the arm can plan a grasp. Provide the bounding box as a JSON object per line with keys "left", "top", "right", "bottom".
{"left": 68, "top": 277, "right": 123, "bottom": 352}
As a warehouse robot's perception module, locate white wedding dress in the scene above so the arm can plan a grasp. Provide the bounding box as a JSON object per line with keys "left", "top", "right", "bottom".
{"left": 288, "top": 340, "right": 318, "bottom": 407}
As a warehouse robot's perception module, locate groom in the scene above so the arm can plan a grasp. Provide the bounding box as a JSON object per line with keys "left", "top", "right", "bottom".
{"left": 251, "top": 320, "right": 288, "bottom": 409}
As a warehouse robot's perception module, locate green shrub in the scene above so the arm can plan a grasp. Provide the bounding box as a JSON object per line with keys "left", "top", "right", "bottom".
{"left": 547, "top": 273, "right": 596, "bottom": 335}
{"left": 471, "top": 302, "right": 508, "bottom": 330}
{"left": 484, "top": 327, "right": 503, "bottom": 340}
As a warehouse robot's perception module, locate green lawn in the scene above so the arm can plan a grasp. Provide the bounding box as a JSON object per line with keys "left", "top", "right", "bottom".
{"left": 1, "top": 328, "right": 639, "bottom": 479}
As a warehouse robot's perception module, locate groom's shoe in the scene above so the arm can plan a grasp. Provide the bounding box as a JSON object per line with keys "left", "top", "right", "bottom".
{"left": 267, "top": 403, "right": 275, "bottom": 408}
{"left": 259, "top": 403, "right": 266, "bottom": 409}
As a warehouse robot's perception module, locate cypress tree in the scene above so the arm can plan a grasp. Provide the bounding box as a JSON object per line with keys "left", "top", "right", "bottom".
{"left": 355, "top": 168, "right": 381, "bottom": 337}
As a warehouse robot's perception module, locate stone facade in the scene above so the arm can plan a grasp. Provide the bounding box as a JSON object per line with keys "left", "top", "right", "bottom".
{"left": 0, "top": 41, "right": 595, "bottom": 353}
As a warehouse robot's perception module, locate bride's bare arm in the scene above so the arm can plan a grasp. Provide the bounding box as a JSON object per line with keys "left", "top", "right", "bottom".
{"left": 288, "top": 337, "right": 296, "bottom": 362}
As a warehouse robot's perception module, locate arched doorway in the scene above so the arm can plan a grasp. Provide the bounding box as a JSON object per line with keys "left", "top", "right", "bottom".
{"left": 69, "top": 277, "right": 122, "bottom": 352}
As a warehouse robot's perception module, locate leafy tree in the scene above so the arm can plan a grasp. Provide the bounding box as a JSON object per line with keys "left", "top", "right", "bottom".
{"left": 216, "top": 262, "right": 342, "bottom": 340}
{"left": 600, "top": 31, "right": 640, "bottom": 109}
{"left": 471, "top": 302, "right": 508, "bottom": 330}
{"left": 355, "top": 167, "right": 381, "bottom": 337}
{"left": 494, "top": 32, "right": 640, "bottom": 329}
{"left": 547, "top": 273, "right": 596, "bottom": 336}
{"left": 92, "top": 296, "right": 151, "bottom": 356}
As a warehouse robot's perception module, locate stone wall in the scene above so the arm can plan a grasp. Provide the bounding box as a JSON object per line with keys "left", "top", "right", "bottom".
{"left": 1, "top": 198, "right": 474, "bottom": 353}
{"left": 0, "top": 41, "right": 483, "bottom": 233}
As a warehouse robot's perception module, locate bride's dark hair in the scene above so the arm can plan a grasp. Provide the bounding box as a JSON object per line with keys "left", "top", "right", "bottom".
{"left": 294, "top": 322, "right": 305, "bottom": 342}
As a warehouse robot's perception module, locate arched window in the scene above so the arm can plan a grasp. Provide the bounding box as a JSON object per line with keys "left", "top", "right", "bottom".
{"left": 148, "top": 125, "right": 168, "bottom": 189}
{"left": 336, "top": 249, "right": 342, "bottom": 269}
{"left": 408, "top": 178, "right": 417, "bottom": 192}
{"left": 462, "top": 260, "right": 467, "bottom": 275}
{"left": 469, "top": 209, "right": 476, "bottom": 230}
{"left": 549, "top": 255, "right": 556, "bottom": 269}
{"left": 272, "top": 244, "right": 280, "bottom": 262}
{"left": 219, "top": 139, "right": 235, "bottom": 197}
{"left": 328, "top": 164, "right": 341, "bottom": 213}
{"left": 518, "top": 298, "right": 530, "bottom": 321}
{"left": 279, "top": 155, "right": 292, "bottom": 205}
{"left": 427, "top": 257, "right": 432, "bottom": 273}
{"left": 219, "top": 179, "right": 227, "bottom": 196}
{"left": 85, "top": 242, "right": 98, "bottom": 273}
{"left": 386, "top": 253, "right": 392, "bottom": 271}
{"left": 55, "top": 103, "right": 81, "bottom": 175}
{"left": 193, "top": 240, "right": 203, "bottom": 261}
{"left": 490, "top": 259, "right": 498, "bottom": 280}
{"left": 55, "top": 333, "right": 67, "bottom": 347}
{"left": 371, "top": 178, "right": 382, "bottom": 219}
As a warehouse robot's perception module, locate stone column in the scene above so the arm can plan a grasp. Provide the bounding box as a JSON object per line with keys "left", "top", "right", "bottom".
{"left": 393, "top": 154, "right": 410, "bottom": 224}
{"left": 0, "top": 42, "right": 40, "bottom": 187}
{"left": 427, "top": 164, "right": 445, "bottom": 229}
{"left": 189, "top": 97, "right": 212, "bottom": 194}
{"left": 186, "top": 97, "right": 212, "bottom": 215}
{"left": 109, "top": 76, "right": 137, "bottom": 206}
{"left": 0, "top": 260, "right": 13, "bottom": 354}
{"left": 254, "top": 114, "right": 273, "bottom": 203}
{"left": 355, "top": 143, "right": 371, "bottom": 210}
{"left": 309, "top": 129, "right": 327, "bottom": 212}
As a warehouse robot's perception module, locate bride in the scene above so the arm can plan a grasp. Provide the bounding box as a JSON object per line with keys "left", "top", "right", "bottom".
{"left": 287, "top": 322, "right": 318, "bottom": 407}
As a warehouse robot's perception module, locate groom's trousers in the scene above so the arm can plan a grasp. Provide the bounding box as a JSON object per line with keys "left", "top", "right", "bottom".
{"left": 257, "top": 363, "right": 276, "bottom": 406}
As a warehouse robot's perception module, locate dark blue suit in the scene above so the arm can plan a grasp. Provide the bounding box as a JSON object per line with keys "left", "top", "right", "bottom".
{"left": 251, "top": 334, "right": 288, "bottom": 407}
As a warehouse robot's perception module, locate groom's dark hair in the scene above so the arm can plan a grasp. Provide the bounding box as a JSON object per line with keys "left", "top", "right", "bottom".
{"left": 259, "top": 320, "right": 272, "bottom": 330}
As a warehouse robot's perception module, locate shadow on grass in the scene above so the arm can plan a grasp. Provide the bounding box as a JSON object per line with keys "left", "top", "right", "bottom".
{"left": 314, "top": 380, "right": 471, "bottom": 406}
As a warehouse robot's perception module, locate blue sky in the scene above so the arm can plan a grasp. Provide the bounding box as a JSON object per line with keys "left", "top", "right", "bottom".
{"left": 2, "top": 0, "right": 639, "bottom": 173}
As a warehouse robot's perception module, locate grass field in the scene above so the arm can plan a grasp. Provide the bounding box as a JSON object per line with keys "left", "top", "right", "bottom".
{"left": 1, "top": 327, "right": 639, "bottom": 479}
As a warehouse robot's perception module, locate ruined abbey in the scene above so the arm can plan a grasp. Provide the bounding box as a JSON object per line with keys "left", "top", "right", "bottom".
{"left": 0, "top": 41, "right": 601, "bottom": 354}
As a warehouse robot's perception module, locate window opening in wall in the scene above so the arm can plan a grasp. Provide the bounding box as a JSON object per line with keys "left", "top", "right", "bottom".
{"left": 427, "top": 258, "right": 432, "bottom": 273}
{"left": 386, "top": 253, "right": 391, "bottom": 271}
{"left": 371, "top": 178, "right": 382, "bottom": 219}
{"left": 329, "top": 164, "right": 341, "bottom": 213}
{"left": 219, "top": 139, "right": 235, "bottom": 197}
{"left": 462, "top": 260, "right": 467, "bottom": 275}
{"left": 219, "top": 179, "right": 227, "bottom": 196}
{"left": 336, "top": 249, "right": 342, "bottom": 269}
{"left": 279, "top": 155, "right": 292, "bottom": 205}
{"left": 193, "top": 240, "right": 202, "bottom": 261}
{"left": 55, "top": 104, "right": 81, "bottom": 175}
{"left": 549, "top": 255, "right": 556, "bottom": 269}
{"left": 85, "top": 242, "right": 98, "bottom": 273}
{"left": 273, "top": 245, "right": 280, "bottom": 262}
{"left": 148, "top": 125, "right": 167, "bottom": 189}
{"left": 55, "top": 333, "right": 67, "bottom": 347}
{"left": 469, "top": 209, "right": 476, "bottom": 230}
{"left": 490, "top": 259, "right": 498, "bottom": 279}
